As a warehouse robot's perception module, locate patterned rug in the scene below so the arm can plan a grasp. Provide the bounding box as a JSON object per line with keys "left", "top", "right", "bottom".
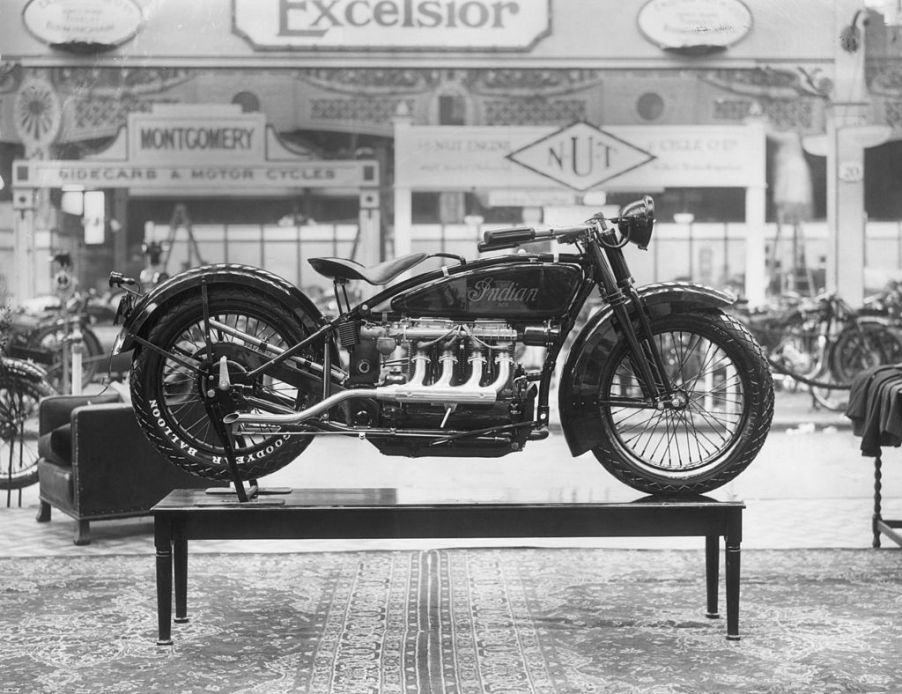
{"left": 1, "top": 548, "right": 901, "bottom": 693}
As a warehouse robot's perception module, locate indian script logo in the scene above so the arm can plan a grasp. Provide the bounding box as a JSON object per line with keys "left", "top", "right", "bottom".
{"left": 467, "top": 278, "right": 539, "bottom": 304}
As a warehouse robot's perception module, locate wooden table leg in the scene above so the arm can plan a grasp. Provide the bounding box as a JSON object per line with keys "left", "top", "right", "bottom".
{"left": 154, "top": 515, "right": 173, "bottom": 646}
{"left": 705, "top": 535, "right": 719, "bottom": 619}
{"left": 174, "top": 520, "right": 189, "bottom": 624}
{"left": 725, "top": 510, "right": 742, "bottom": 641}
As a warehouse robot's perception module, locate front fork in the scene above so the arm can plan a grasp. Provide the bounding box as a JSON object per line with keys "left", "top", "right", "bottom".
{"left": 589, "top": 234, "right": 679, "bottom": 406}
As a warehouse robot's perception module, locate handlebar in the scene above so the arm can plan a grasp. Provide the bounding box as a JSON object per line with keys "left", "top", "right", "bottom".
{"left": 477, "top": 223, "right": 594, "bottom": 253}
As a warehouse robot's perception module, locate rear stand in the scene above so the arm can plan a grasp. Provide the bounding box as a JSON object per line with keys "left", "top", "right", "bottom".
{"left": 205, "top": 400, "right": 288, "bottom": 503}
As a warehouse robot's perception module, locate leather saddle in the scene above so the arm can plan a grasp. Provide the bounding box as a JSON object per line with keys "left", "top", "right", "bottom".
{"left": 309, "top": 252, "right": 429, "bottom": 285}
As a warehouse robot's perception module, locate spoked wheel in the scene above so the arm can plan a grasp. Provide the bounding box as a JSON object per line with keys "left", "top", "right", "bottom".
{"left": 812, "top": 321, "right": 902, "bottom": 412}
{"left": 808, "top": 364, "right": 848, "bottom": 412}
{"left": 831, "top": 321, "right": 902, "bottom": 384}
{"left": 131, "top": 288, "right": 321, "bottom": 481}
{"left": 593, "top": 311, "right": 774, "bottom": 496}
{"left": 39, "top": 324, "right": 104, "bottom": 391}
{"left": 0, "top": 371, "right": 54, "bottom": 490}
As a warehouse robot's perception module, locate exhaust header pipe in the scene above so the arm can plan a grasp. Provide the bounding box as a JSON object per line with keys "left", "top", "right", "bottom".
{"left": 224, "top": 352, "right": 513, "bottom": 427}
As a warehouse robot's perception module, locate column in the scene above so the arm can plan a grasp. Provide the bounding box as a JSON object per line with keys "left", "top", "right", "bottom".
{"left": 744, "top": 185, "right": 767, "bottom": 307}
{"left": 12, "top": 198, "right": 36, "bottom": 303}
{"left": 392, "top": 103, "right": 414, "bottom": 258}
{"left": 357, "top": 188, "right": 381, "bottom": 266}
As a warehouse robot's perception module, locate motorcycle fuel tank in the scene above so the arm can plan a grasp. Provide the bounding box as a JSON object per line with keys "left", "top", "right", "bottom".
{"left": 390, "top": 262, "right": 584, "bottom": 319}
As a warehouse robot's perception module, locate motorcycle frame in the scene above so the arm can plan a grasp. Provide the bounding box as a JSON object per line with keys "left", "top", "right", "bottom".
{"left": 231, "top": 221, "right": 678, "bottom": 433}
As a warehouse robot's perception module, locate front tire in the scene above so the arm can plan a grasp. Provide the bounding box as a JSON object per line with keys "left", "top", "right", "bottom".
{"left": 0, "top": 369, "right": 55, "bottom": 490}
{"left": 592, "top": 311, "right": 774, "bottom": 495}
{"left": 131, "top": 287, "right": 320, "bottom": 481}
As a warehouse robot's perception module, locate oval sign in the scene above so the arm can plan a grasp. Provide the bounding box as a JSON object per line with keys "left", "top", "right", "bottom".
{"left": 638, "top": 0, "right": 752, "bottom": 53}
{"left": 23, "top": 0, "right": 143, "bottom": 50}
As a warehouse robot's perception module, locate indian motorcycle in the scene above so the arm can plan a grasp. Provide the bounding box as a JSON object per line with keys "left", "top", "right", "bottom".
{"left": 109, "top": 196, "right": 774, "bottom": 500}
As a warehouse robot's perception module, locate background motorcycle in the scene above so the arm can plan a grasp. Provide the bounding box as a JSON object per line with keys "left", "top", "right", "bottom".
{"left": 5, "top": 292, "right": 105, "bottom": 392}
{"left": 0, "top": 310, "right": 56, "bottom": 492}
{"left": 110, "top": 196, "right": 774, "bottom": 497}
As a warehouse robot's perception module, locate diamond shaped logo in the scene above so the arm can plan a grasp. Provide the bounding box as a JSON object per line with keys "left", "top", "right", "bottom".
{"left": 507, "top": 122, "right": 656, "bottom": 192}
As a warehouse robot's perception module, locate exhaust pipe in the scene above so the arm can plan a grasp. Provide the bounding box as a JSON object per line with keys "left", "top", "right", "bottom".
{"left": 224, "top": 352, "right": 512, "bottom": 427}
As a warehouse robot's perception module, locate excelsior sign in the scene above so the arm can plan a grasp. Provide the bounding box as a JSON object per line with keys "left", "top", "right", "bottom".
{"left": 233, "top": 0, "right": 551, "bottom": 50}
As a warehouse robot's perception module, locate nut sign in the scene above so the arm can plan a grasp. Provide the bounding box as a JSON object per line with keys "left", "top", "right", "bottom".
{"left": 233, "top": 0, "right": 551, "bottom": 50}
{"left": 507, "top": 122, "right": 656, "bottom": 192}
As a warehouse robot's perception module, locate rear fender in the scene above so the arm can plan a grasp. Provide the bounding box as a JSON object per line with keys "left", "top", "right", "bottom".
{"left": 558, "top": 282, "right": 735, "bottom": 457}
{"left": 114, "top": 264, "right": 325, "bottom": 354}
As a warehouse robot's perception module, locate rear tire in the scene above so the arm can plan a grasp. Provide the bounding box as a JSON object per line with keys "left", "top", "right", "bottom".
{"left": 592, "top": 311, "right": 774, "bottom": 495}
{"left": 131, "top": 288, "right": 320, "bottom": 481}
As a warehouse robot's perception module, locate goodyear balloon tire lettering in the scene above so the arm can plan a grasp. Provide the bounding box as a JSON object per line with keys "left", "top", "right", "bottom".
{"left": 131, "top": 287, "right": 316, "bottom": 481}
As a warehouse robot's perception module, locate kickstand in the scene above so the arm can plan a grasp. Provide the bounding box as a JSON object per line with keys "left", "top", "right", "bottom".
{"left": 207, "top": 400, "right": 256, "bottom": 503}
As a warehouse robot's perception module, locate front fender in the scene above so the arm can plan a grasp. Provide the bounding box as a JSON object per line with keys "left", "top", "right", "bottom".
{"left": 114, "top": 264, "right": 325, "bottom": 354}
{"left": 558, "top": 282, "right": 735, "bottom": 457}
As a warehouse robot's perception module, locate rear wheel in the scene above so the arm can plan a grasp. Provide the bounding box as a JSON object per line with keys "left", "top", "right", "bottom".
{"left": 0, "top": 369, "right": 55, "bottom": 490}
{"left": 592, "top": 311, "right": 774, "bottom": 495}
{"left": 131, "top": 288, "right": 321, "bottom": 481}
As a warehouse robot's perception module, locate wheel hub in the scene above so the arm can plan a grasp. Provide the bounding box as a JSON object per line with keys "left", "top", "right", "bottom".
{"left": 663, "top": 389, "right": 690, "bottom": 410}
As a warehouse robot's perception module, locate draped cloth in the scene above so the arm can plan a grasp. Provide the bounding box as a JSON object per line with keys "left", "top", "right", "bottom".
{"left": 845, "top": 365, "right": 902, "bottom": 457}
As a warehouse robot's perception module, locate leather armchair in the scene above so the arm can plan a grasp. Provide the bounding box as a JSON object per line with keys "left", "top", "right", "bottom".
{"left": 36, "top": 392, "right": 224, "bottom": 544}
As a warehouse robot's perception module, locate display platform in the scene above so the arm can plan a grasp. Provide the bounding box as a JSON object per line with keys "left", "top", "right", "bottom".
{"left": 152, "top": 488, "right": 744, "bottom": 643}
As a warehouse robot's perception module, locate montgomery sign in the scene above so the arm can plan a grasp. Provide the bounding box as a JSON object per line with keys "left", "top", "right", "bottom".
{"left": 233, "top": 0, "right": 551, "bottom": 49}
{"left": 139, "top": 126, "right": 256, "bottom": 151}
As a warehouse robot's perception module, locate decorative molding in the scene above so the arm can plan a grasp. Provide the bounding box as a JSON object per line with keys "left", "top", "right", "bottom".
{"left": 65, "top": 95, "right": 178, "bottom": 141}
{"left": 14, "top": 75, "right": 62, "bottom": 149}
{"left": 297, "top": 68, "right": 604, "bottom": 99}
{"left": 467, "top": 69, "right": 603, "bottom": 97}
{"left": 0, "top": 63, "right": 23, "bottom": 93}
{"left": 484, "top": 99, "right": 586, "bottom": 125}
{"left": 49, "top": 67, "right": 194, "bottom": 96}
{"left": 311, "top": 97, "right": 414, "bottom": 123}
{"left": 299, "top": 69, "right": 439, "bottom": 95}
{"left": 711, "top": 97, "right": 817, "bottom": 130}
{"left": 882, "top": 101, "right": 902, "bottom": 128}
{"left": 700, "top": 67, "right": 830, "bottom": 99}
{"left": 867, "top": 58, "right": 902, "bottom": 95}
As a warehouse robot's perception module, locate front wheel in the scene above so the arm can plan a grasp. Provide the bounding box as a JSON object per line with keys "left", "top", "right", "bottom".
{"left": 0, "top": 368, "right": 55, "bottom": 490}
{"left": 592, "top": 311, "right": 774, "bottom": 495}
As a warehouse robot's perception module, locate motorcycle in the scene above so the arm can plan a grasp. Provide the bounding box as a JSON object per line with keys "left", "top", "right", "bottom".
{"left": 109, "top": 196, "right": 774, "bottom": 499}
{"left": 1, "top": 311, "right": 57, "bottom": 492}
{"left": 5, "top": 293, "right": 105, "bottom": 391}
